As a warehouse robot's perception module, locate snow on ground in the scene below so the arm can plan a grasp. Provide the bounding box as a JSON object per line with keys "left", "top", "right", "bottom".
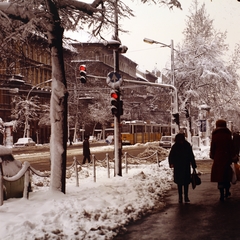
{"left": 0, "top": 142, "right": 210, "bottom": 240}
{"left": 194, "top": 145, "right": 211, "bottom": 160}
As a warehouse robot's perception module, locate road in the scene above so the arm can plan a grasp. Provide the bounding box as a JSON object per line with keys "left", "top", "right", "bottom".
{"left": 12, "top": 142, "right": 149, "bottom": 171}
{"left": 12, "top": 142, "right": 212, "bottom": 173}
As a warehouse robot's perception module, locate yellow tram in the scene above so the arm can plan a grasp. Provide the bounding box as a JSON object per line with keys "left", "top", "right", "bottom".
{"left": 121, "top": 120, "right": 171, "bottom": 145}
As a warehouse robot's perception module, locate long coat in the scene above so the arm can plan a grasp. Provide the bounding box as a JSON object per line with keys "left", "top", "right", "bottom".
{"left": 210, "top": 127, "right": 234, "bottom": 182}
{"left": 83, "top": 139, "right": 90, "bottom": 157}
{"left": 168, "top": 140, "right": 197, "bottom": 185}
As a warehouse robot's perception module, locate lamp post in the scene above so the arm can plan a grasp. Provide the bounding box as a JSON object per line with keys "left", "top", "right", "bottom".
{"left": 24, "top": 79, "right": 52, "bottom": 138}
{"left": 143, "top": 38, "right": 179, "bottom": 136}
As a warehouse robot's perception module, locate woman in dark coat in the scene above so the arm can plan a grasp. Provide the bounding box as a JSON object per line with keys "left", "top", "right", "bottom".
{"left": 168, "top": 133, "right": 197, "bottom": 203}
{"left": 210, "top": 119, "right": 234, "bottom": 201}
{"left": 82, "top": 136, "right": 91, "bottom": 164}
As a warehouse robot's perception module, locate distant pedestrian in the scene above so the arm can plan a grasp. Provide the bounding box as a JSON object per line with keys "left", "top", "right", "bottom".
{"left": 210, "top": 119, "right": 235, "bottom": 201}
{"left": 232, "top": 131, "right": 240, "bottom": 162}
{"left": 69, "top": 135, "right": 73, "bottom": 145}
{"left": 168, "top": 133, "right": 197, "bottom": 203}
{"left": 82, "top": 136, "right": 91, "bottom": 164}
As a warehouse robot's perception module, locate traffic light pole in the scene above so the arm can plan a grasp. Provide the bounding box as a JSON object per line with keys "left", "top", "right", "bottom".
{"left": 113, "top": 0, "right": 122, "bottom": 177}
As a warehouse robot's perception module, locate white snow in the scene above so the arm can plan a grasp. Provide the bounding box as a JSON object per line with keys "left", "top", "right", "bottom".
{"left": 0, "top": 143, "right": 210, "bottom": 240}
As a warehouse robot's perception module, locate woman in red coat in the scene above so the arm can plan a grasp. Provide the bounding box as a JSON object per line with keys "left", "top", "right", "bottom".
{"left": 168, "top": 133, "right": 197, "bottom": 203}
{"left": 210, "top": 119, "right": 234, "bottom": 201}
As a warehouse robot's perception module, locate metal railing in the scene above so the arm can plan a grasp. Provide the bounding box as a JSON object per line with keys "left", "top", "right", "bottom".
{"left": 0, "top": 150, "right": 161, "bottom": 206}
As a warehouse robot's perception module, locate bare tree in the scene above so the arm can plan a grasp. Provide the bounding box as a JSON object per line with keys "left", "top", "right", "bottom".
{"left": 88, "top": 91, "right": 113, "bottom": 138}
{"left": 11, "top": 95, "right": 40, "bottom": 137}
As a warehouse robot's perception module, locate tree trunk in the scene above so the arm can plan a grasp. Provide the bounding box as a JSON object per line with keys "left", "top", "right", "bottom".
{"left": 46, "top": 1, "right": 68, "bottom": 193}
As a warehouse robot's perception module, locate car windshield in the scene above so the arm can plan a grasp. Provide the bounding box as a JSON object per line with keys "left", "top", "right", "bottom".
{"left": 161, "top": 136, "right": 171, "bottom": 141}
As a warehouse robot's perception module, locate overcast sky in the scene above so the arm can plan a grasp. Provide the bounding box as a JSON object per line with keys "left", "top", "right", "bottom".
{"left": 115, "top": 0, "right": 240, "bottom": 71}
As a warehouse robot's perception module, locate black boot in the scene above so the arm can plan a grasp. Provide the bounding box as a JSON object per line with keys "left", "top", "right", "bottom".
{"left": 219, "top": 188, "right": 224, "bottom": 201}
{"left": 225, "top": 188, "right": 231, "bottom": 198}
{"left": 178, "top": 184, "right": 183, "bottom": 203}
{"left": 184, "top": 184, "right": 190, "bottom": 203}
{"left": 225, "top": 182, "right": 231, "bottom": 198}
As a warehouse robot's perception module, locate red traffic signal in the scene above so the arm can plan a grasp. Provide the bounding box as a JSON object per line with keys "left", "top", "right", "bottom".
{"left": 111, "top": 90, "right": 119, "bottom": 116}
{"left": 79, "top": 65, "right": 86, "bottom": 83}
{"left": 111, "top": 91, "right": 118, "bottom": 99}
{"left": 110, "top": 90, "right": 123, "bottom": 116}
{"left": 79, "top": 65, "right": 86, "bottom": 71}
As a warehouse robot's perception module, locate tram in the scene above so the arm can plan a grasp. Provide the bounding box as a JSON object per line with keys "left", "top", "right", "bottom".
{"left": 121, "top": 120, "right": 171, "bottom": 145}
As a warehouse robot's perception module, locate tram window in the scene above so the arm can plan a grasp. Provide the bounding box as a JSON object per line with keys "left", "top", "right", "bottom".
{"left": 135, "top": 125, "right": 144, "bottom": 133}
{"left": 153, "top": 126, "right": 158, "bottom": 133}
{"left": 122, "top": 124, "right": 132, "bottom": 133}
{"left": 146, "top": 126, "right": 151, "bottom": 133}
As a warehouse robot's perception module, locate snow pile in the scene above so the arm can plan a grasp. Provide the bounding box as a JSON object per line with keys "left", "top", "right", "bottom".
{"left": 194, "top": 145, "right": 210, "bottom": 160}
{"left": 0, "top": 160, "right": 173, "bottom": 240}
{"left": 0, "top": 145, "right": 12, "bottom": 155}
{"left": 0, "top": 143, "right": 209, "bottom": 239}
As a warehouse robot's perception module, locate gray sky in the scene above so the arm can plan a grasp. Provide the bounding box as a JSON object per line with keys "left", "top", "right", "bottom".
{"left": 116, "top": 0, "right": 240, "bottom": 72}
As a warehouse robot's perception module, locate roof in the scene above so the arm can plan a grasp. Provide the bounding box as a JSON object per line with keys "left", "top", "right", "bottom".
{"left": 65, "top": 30, "right": 104, "bottom": 44}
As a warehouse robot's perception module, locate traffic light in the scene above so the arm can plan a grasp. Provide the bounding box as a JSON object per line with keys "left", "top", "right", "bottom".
{"left": 110, "top": 90, "right": 123, "bottom": 116}
{"left": 184, "top": 107, "right": 190, "bottom": 118}
{"left": 111, "top": 90, "right": 119, "bottom": 116}
{"left": 79, "top": 65, "right": 86, "bottom": 83}
{"left": 119, "top": 100, "right": 123, "bottom": 116}
{"left": 172, "top": 113, "right": 180, "bottom": 126}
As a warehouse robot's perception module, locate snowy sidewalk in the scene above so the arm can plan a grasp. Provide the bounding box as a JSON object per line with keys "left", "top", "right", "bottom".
{"left": 115, "top": 173, "right": 240, "bottom": 239}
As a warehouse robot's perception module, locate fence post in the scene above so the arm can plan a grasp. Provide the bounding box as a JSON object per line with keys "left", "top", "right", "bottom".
{"left": 93, "top": 155, "right": 96, "bottom": 182}
{"left": 23, "top": 168, "right": 30, "bottom": 199}
{"left": 125, "top": 152, "right": 128, "bottom": 174}
{"left": 156, "top": 151, "right": 159, "bottom": 166}
{"left": 0, "top": 159, "right": 3, "bottom": 206}
{"left": 74, "top": 156, "right": 79, "bottom": 187}
{"left": 106, "top": 153, "right": 110, "bottom": 178}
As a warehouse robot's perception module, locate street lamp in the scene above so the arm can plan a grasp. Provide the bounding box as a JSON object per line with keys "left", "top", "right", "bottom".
{"left": 144, "top": 38, "right": 178, "bottom": 136}
{"left": 143, "top": 38, "right": 175, "bottom": 86}
{"left": 24, "top": 79, "right": 52, "bottom": 138}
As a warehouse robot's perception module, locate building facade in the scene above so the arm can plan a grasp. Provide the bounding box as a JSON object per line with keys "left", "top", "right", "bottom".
{"left": 0, "top": 34, "right": 166, "bottom": 144}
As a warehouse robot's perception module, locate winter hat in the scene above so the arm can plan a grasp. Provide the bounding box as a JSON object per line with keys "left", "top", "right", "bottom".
{"left": 216, "top": 119, "right": 227, "bottom": 128}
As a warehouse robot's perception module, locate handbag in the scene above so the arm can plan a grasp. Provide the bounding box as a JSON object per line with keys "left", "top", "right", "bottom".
{"left": 231, "top": 163, "right": 237, "bottom": 184}
{"left": 191, "top": 169, "right": 201, "bottom": 189}
{"left": 235, "top": 163, "right": 240, "bottom": 181}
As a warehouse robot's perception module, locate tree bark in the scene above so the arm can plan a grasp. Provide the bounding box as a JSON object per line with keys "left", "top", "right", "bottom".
{"left": 46, "top": 0, "right": 68, "bottom": 193}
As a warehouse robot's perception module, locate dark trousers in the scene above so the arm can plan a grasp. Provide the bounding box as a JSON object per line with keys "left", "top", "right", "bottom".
{"left": 218, "top": 182, "right": 231, "bottom": 200}
{"left": 177, "top": 184, "right": 189, "bottom": 200}
{"left": 82, "top": 155, "right": 91, "bottom": 164}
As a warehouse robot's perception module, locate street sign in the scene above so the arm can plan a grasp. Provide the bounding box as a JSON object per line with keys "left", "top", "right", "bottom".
{"left": 106, "top": 72, "right": 122, "bottom": 89}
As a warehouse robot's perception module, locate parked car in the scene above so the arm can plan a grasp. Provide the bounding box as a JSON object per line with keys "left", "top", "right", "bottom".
{"left": 159, "top": 135, "right": 172, "bottom": 149}
{"left": 106, "top": 135, "right": 114, "bottom": 145}
{"left": 89, "top": 135, "right": 97, "bottom": 142}
{"left": 13, "top": 137, "right": 36, "bottom": 147}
